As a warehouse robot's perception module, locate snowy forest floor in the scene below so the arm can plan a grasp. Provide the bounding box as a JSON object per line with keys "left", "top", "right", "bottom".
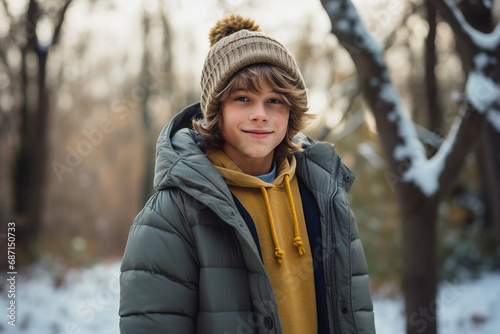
{"left": 0, "top": 261, "right": 499, "bottom": 333}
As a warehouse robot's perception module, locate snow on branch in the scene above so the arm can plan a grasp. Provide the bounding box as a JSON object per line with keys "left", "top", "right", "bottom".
{"left": 320, "top": 0, "right": 425, "bottom": 160}
{"left": 466, "top": 70, "right": 500, "bottom": 113}
{"left": 440, "top": 0, "right": 500, "bottom": 52}
{"left": 320, "top": 0, "right": 430, "bottom": 190}
{"left": 465, "top": 54, "right": 500, "bottom": 114}
{"left": 437, "top": 0, "right": 500, "bottom": 132}
{"left": 402, "top": 113, "right": 461, "bottom": 196}
{"left": 320, "top": 0, "right": 490, "bottom": 198}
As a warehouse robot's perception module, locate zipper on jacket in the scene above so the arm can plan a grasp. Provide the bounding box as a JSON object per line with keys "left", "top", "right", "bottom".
{"left": 328, "top": 155, "right": 342, "bottom": 334}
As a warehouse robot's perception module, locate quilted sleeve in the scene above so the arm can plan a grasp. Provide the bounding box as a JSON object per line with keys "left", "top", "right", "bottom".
{"left": 119, "top": 190, "right": 199, "bottom": 334}
{"left": 350, "top": 209, "right": 376, "bottom": 334}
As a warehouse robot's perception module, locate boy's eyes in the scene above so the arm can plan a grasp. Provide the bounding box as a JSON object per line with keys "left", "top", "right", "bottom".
{"left": 234, "top": 96, "right": 250, "bottom": 102}
{"left": 233, "top": 96, "right": 283, "bottom": 104}
{"left": 268, "top": 98, "right": 282, "bottom": 104}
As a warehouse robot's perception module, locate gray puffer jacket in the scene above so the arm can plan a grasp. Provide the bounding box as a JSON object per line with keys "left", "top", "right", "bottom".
{"left": 119, "top": 103, "right": 375, "bottom": 334}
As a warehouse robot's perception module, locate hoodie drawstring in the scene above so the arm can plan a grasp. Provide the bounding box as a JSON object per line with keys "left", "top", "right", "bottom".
{"left": 260, "top": 187, "right": 285, "bottom": 263}
{"left": 260, "top": 174, "right": 305, "bottom": 263}
{"left": 284, "top": 174, "right": 306, "bottom": 256}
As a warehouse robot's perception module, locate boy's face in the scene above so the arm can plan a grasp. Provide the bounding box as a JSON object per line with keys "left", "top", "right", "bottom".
{"left": 221, "top": 79, "right": 290, "bottom": 175}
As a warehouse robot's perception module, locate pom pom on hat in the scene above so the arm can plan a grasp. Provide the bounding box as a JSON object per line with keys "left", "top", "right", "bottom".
{"left": 209, "top": 14, "right": 261, "bottom": 47}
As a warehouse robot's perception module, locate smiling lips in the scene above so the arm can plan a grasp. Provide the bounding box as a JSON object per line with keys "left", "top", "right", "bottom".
{"left": 242, "top": 129, "right": 273, "bottom": 139}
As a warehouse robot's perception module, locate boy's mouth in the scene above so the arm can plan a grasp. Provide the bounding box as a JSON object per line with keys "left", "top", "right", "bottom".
{"left": 242, "top": 129, "right": 273, "bottom": 138}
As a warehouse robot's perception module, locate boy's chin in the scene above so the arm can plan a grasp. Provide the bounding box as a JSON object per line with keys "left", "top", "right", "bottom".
{"left": 243, "top": 149, "right": 275, "bottom": 160}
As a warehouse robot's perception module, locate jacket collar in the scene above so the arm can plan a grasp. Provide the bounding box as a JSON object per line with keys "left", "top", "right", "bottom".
{"left": 294, "top": 140, "right": 355, "bottom": 195}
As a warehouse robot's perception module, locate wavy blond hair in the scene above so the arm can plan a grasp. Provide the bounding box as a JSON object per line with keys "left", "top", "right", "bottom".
{"left": 193, "top": 63, "right": 313, "bottom": 160}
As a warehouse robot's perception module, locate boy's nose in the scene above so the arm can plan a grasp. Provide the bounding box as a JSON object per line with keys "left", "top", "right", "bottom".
{"left": 249, "top": 103, "right": 269, "bottom": 122}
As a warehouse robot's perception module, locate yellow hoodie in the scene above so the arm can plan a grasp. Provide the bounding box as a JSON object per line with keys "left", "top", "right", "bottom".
{"left": 206, "top": 148, "right": 317, "bottom": 334}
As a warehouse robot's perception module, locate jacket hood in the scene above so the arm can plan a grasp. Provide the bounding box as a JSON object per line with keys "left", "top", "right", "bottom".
{"left": 153, "top": 103, "right": 203, "bottom": 190}
{"left": 153, "top": 103, "right": 238, "bottom": 219}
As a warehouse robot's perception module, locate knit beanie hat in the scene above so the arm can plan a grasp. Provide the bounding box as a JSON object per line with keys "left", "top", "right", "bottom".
{"left": 200, "top": 14, "right": 307, "bottom": 118}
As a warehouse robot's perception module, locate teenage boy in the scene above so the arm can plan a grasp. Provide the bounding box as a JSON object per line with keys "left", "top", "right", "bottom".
{"left": 120, "top": 14, "right": 375, "bottom": 334}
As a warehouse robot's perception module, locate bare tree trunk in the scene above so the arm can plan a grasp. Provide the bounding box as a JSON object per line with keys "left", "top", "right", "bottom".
{"left": 441, "top": 0, "right": 500, "bottom": 243}
{"left": 27, "top": 49, "right": 50, "bottom": 256}
{"left": 459, "top": 0, "right": 500, "bottom": 241}
{"left": 15, "top": 50, "right": 50, "bottom": 262}
{"left": 140, "top": 1, "right": 174, "bottom": 205}
{"left": 140, "top": 9, "right": 155, "bottom": 205}
{"left": 398, "top": 185, "right": 438, "bottom": 334}
{"left": 14, "top": 0, "right": 43, "bottom": 261}
{"left": 425, "top": 0, "right": 441, "bottom": 135}
{"left": 477, "top": 124, "right": 500, "bottom": 241}
{"left": 12, "top": 0, "right": 72, "bottom": 263}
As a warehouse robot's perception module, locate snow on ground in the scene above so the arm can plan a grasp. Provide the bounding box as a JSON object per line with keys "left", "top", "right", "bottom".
{"left": 374, "top": 274, "right": 500, "bottom": 334}
{"left": 1, "top": 262, "right": 121, "bottom": 334}
{"left": 0, "top": 262, "right": 499, "bottom": 333}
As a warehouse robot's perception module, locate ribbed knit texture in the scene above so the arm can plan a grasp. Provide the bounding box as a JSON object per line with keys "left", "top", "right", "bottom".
{"left": 200, "top": 29, "right": 306, "bottom": 117}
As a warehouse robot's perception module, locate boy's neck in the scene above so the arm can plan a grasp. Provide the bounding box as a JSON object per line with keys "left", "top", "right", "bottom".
{"left": 239, "top": 158, "right": 273, "bottom": 176}
{"left": 222, "top": 147, "right": 274, "bottom": 176}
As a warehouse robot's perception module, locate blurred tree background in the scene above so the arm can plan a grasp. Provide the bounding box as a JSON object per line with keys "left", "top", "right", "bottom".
{"left": 0, "top": 0, "right": 499, "bottom": 332}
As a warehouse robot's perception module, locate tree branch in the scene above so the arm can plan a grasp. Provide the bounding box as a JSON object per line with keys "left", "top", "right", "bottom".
{"left": 383, "top": 1, "right": 421, "bottom": 50}
{"left": 317, "top": 79, "right": 359, "bottom": 141}
{"left": 0, "top": 0, "right": 13, "bottom": 23}
{"left": 485, "top": 105, "right": 500, "bottom": 132}
{"left": 434, "top": 0, "right": 477, "bottom": 48}
{"left": 0, "top": 39, "right": 9, "bottom": 67}
{"left": 51, "top": 0, "right": 73, "bottom": 48}
{"left": 0, "top": 0, "right": 14, "bottom": 73}
{"left": 320, "top": 0, "right": 425, "bottom": 175}
{"left": 320, "top": 0, "right": 490, "bottom": 199}
{"left": 0, "top": 42, "right": 15, "bottom": 83}
{"left": 0, "top": 0, "right": 13, "bottom": 69}
{"left": 26, "top": 0, "right": 39, "bottom": 52}
{"left": 434, "top": 104, "right": 485, "bottom": 199}
{"left": 435, "top": 0, "right": 500, "bottom": 54}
